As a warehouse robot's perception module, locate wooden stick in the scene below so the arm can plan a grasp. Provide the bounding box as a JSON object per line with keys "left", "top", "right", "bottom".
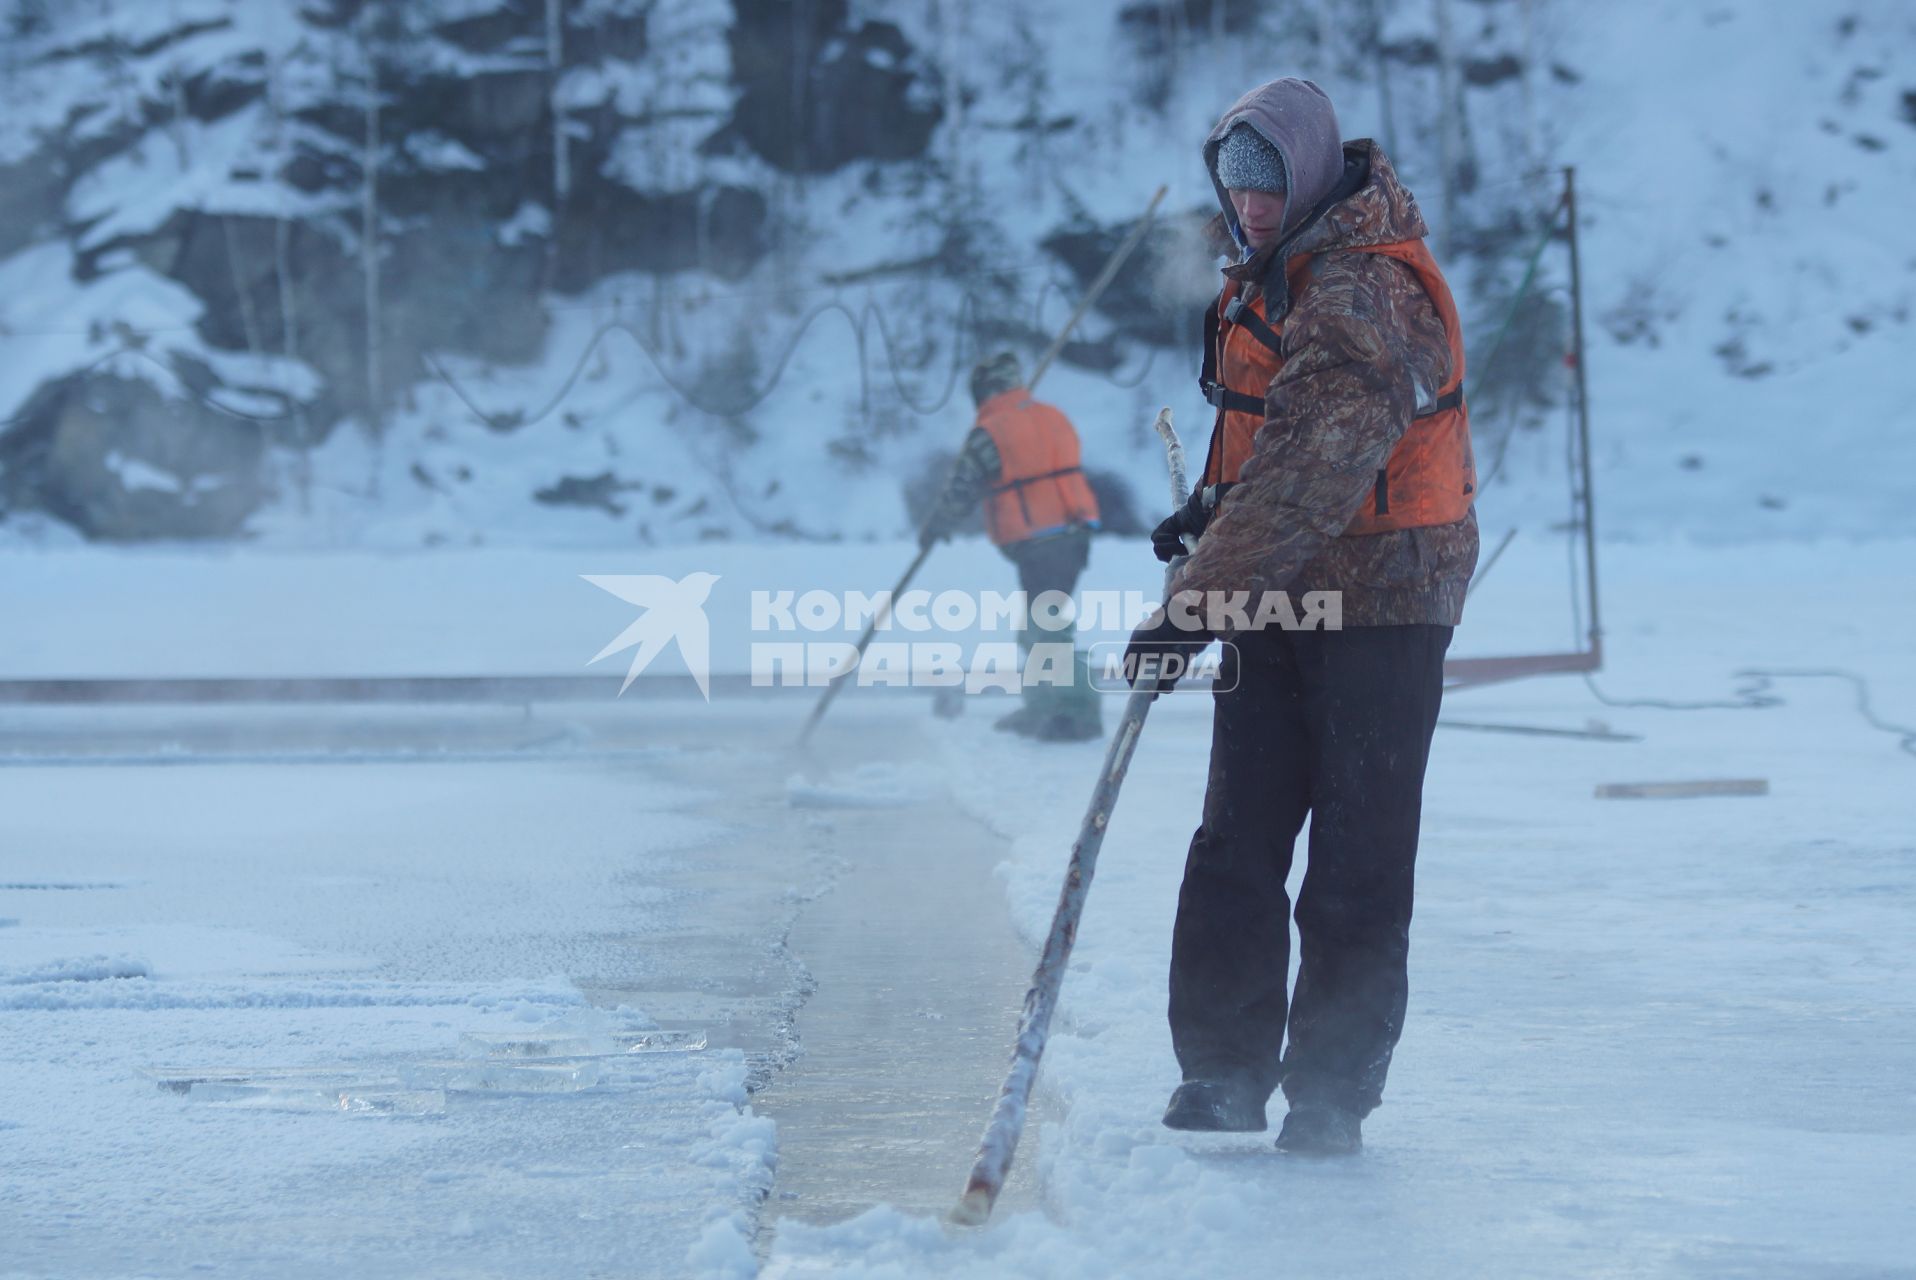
{"left": 950, "top": 408, "right": 1185, "bottom": 1227}
{"left": 1594, "top": 779, "right": 1768, "bottom": 800}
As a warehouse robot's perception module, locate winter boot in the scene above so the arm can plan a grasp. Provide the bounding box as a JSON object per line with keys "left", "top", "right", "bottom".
{"left": 994, "top": 703, "right": 1044, "bottom": 733}
{"left": 1274, "top": 1102, "right": 1362, "bottom": 1156}
{"left": 1161, "top": 1078, "right": 1268, "bottom": 1132}
{"left": 1021, "top": 646, "right": 1103, "bottom": 742}
{"left": 1029, "top": 710, "right": 1103, "bottom": 742}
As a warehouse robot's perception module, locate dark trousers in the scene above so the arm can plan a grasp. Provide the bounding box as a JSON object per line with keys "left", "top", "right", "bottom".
{"left": 1001, "top": 526, "right": 1091, "bottom": 600}
{"left": 1168, "top": 623, "right": 1450, "bottom": 1117}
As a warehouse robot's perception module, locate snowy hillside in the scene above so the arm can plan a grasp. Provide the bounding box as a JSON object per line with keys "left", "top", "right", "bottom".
{"left": 0, "top": 0, "right": 1910, "bottom": 548}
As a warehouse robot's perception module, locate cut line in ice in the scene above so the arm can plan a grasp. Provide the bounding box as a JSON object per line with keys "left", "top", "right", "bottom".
{"left": 784, "top": 762, "right": 937, "bottom": 810}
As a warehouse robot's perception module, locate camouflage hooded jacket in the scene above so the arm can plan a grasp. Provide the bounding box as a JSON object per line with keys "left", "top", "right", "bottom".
{"left": 1174, "top": 85, "right": 1478, "bottom": 629}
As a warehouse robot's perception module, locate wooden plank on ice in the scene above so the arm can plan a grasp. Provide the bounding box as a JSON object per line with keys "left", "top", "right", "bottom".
{"left": 1595, "top": 779, "right": 1769, "bottom": 800}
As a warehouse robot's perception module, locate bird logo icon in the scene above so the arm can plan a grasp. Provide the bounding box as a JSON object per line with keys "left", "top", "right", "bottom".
{"left": 583, "top": 572, "right": 721, "bottom": 698}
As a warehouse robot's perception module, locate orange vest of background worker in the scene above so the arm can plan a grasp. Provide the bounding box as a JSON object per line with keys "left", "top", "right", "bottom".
{"left": 975, "top": 388, "right": 1102, "bottom": 545}
{"left": 920, "top": 352, "right": 1103, "bottom": 742}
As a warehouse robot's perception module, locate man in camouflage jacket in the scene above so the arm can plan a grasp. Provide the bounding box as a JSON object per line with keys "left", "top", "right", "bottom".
{"left": 1127, "top": 78, "right": 1478, "bottom": 1155}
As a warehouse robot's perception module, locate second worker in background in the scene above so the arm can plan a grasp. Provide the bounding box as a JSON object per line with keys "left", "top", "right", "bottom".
{"left": 923, "top": 352, "right": 1104, "bottom": 743}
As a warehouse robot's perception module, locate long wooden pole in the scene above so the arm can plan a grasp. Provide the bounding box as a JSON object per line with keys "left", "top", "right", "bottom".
{"left": 949, "top": 408, "right": 1188, "bottom": 1226}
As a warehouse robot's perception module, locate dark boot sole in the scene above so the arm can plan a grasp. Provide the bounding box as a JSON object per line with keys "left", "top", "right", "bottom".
{"left": 1274, "top": 1109, "right": 1362, "bottom": 1155}
{"left": 1162, "top": 1104, "right": 1268, "bottom": 1133}
{"left": 1273, "top": 1136, "right": 1361, "bottom": 1156}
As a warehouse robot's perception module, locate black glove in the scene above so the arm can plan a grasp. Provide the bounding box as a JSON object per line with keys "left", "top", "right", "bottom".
{"left": 1123, "top": 605, "right": 1215, "bottom": 696}
{"left": 1150, "top": 482, "right": 1235, "bottom": 563}
{"left": 917, "top": 520, "right": 950, "bottom": 553}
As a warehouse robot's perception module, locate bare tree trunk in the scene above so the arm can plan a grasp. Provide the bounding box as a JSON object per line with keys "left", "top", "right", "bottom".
{"left": 1301, "top": 0, "right": 1328, "bottom": 74}
{"left": 262, "top": 50, "right": 312, "bottom": 513}
{"left": 1160, "top": 0, "right": 1182, "bottom": 109}
{"left": 1366, "top": 0, "right": 1398, "bottom": 161}
{"left": 361, "top": 55, "right": 384, "bottom": 495}
{"left": 1018, "top": 10, "right": 1045, "bottom": 204}
{"left": 663, "top": 272, "right": 685, "bottom": 360}
{"left": 790, "top": 0, "right": 811, "bottom": 175}
{"left": 545, "top": 0, "right": 569, "bottom": 293}
{"left": 546, "top": 0, "right": 569, "bottom": 207}
{"left": 97, "top": 3, "right": 140, "bottom": 128}
{"left": 167, "top": 66, "right": 191, "bottom": 168}
{"left": 1520, "top": 0, "right": 1538, "bottom": 172}
{"left": 935, "top": 0, "right": 964, "bottom": 200}
{"left": 1434, "top": 0, "right": 1458, "bottom": 256}
{"left": 644, "top": 273, "right": 663, "bottom": 353}
{"left": 273, "top": 212, "right": 313, "bottom": 514}
{"left": 221, "top": 215, "right": 265, "bottom": 360}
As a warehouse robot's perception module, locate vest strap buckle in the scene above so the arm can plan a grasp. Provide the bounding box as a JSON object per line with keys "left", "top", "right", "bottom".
{"left": 1203, "top": 380, "right": 1265, "bottom": 417}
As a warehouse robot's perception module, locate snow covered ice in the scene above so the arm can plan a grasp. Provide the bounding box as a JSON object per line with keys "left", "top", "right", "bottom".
{"left": 0, "top": 735, "right": 786, "bottom": 1276}
{"left": 4, "top": 537, "right": 1912, "bottom": 1276}
{"left": 5, "top": 0, "right": 1916, "bottom": 1275}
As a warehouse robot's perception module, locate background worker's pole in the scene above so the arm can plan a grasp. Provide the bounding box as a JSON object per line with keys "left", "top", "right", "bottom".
{"left": 949, "top": 408, "right": 1189, "bottom": 1227}
{"left": 1025, "top": 184, "right": 1168, "bottom": 389}
{"left": 792, "top": 542, "right": 933, "bottom": 742}
{"left": 795, "top": 186, "right": 1169, "bottom": 748}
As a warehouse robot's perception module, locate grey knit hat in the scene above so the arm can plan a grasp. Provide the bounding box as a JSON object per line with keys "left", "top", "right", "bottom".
{"left": 1213, "top": 123, "right": 1288, "bottom": 194}
{"left": 969, "top": 351, "right": 1024, "bottom": 407}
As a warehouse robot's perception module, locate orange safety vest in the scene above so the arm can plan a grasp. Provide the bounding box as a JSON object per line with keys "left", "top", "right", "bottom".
{"left": 976, "top": 389, "right": 1101, "bottom": 546}
{"left": 1199, "top": 239, "right": 1475, "bottom": 535}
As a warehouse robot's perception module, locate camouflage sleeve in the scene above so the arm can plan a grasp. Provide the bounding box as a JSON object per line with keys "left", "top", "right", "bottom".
{"left": 1171, "top": 253, "right": 1451, "bottom": 616}
{"left": 927, "top": 427, "right": 1002, "bottom": 534}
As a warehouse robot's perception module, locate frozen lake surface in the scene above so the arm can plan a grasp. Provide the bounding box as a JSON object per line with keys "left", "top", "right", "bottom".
{"left": 0, "top": 699, "right": 1049, "bottom": 1277}
{"left": 5, "top": 537, "right": 1915, "bottom": 1277}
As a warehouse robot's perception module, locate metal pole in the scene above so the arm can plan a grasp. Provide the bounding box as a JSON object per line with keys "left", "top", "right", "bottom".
{"left": 1563, "top": 166, "right": 1603, "bottom": 667}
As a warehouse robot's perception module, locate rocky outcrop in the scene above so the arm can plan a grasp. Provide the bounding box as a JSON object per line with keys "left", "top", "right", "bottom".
{"left": 714, "top": 0, "right": 942, "bottom": 173}
{"left": 1, "top": 373, "right": 267, "bottom": 541}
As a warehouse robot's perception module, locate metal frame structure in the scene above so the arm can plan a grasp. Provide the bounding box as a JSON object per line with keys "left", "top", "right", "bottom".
{"left": 1443, "top": 166, "right": 1601, "bottom": 691}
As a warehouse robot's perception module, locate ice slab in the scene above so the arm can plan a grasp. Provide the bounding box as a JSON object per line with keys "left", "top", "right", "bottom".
{"left": 457, "top": 1027, "right": 708, "bottom": 1059}
{"left": 403, "top": 1059, "right": 602, "bottom": 1094}
{"left": 183, "top": 1081, "right": 445, "bottom": 1116}
{"left": 143, "top": 1064, "right": 401, "bottom": 1095}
